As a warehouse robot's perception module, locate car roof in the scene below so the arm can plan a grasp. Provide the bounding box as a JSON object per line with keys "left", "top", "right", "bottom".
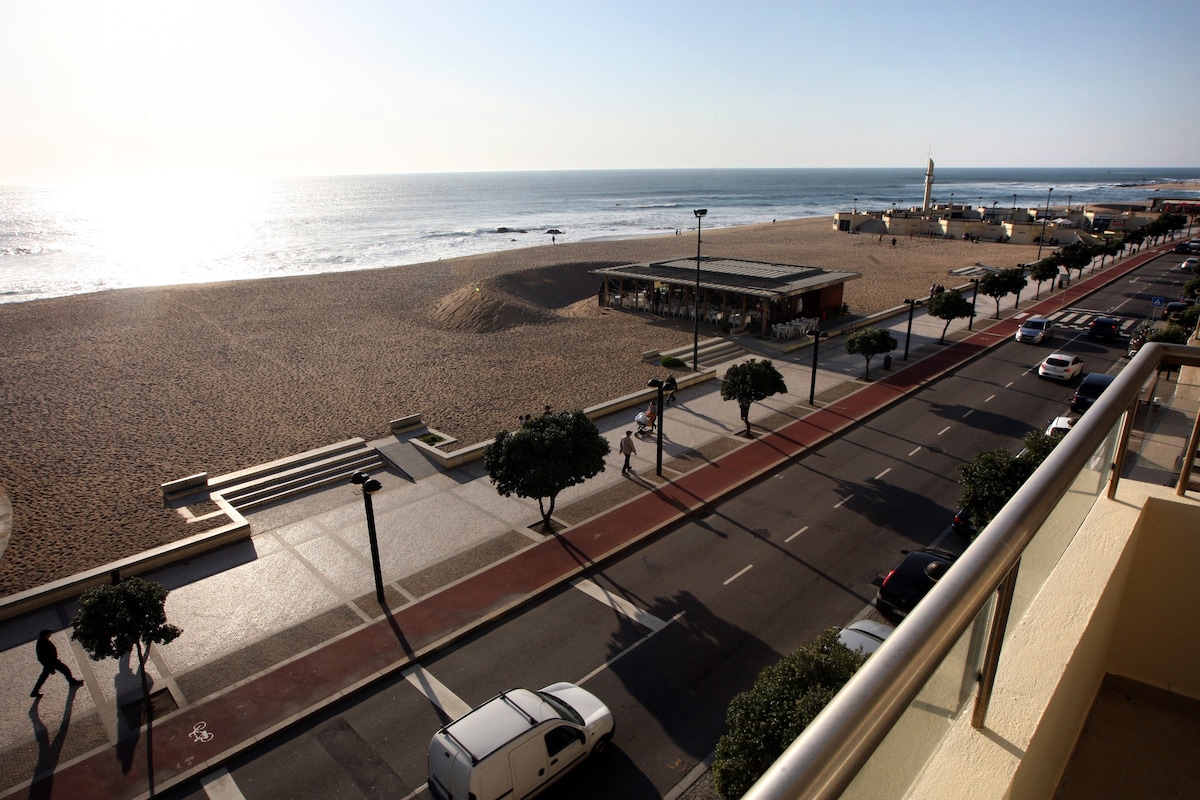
{"left": 436, "top": 689, "right": 557, "bottom": 762}
{"left": 1093, "top": 316, "right": 1119, "bottom": 324}
{"left": 837, "top": 620, "right": 893, "bottom": 654}
{"left": 1021, "top": 318, "right": 1050, "bottom": 326}
{"left": 1079, "top": 373, "right": 1116, "bottom": 387}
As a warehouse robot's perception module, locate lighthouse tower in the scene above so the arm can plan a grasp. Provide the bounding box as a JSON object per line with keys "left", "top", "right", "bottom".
{"left": 922, "top": 158, "right": 935, "bottom": 216}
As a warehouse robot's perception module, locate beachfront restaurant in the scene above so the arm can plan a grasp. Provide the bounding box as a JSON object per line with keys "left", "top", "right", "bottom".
{"left": 591, "top": 257, "right": 860, "bottom": 340}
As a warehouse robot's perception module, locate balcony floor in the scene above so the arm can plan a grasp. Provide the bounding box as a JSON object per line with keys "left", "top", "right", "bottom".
{"left": 1056, "top": 675, "right": 1200, "bottom": 799}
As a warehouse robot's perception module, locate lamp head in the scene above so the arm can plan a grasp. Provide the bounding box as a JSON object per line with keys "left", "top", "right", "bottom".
{"left": 694, "top": 209, "right": 707, "bottom": 218}
{"left": 647, "top": 378, "right": 663, "bottom": 388}
{"left": 350, "top": 471, "right": 370, "bottom": 486}
{"left": 363, "top": 479, "right": 382, "bottom": 494}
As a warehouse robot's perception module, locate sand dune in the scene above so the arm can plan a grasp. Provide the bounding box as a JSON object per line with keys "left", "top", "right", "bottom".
{"left": 0, "top": 217, "right": 1042, "bottom": 595}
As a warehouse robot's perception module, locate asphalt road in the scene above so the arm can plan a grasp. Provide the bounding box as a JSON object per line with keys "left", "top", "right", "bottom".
{"left": 162, "top": 250, "right": 1183, "bottom": 800}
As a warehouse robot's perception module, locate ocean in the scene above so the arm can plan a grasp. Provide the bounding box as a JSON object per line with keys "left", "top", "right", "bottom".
{"left": 2, "top": 167, "right": 1198, "bottom": 304}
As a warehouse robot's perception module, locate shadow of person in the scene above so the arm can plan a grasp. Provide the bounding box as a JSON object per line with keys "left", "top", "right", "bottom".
{"left": 27, "top": 687, "right": 76, "bottom": 800}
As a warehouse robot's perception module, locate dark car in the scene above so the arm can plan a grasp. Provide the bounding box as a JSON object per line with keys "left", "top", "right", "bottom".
{"left": 875, "top": 547, "right": 958, "bottom": 616}
{"left": 1071, "top": 373, "right": 1116, "bottom": 412}
{"left": 1163, "top": 301, "right": 1190, "bottom": 320}
{"left": 951, "top": 509, "right": 977, "bottom": 537}
{"left": 1087, "top": 316, "right": 1121, "bottom": 340}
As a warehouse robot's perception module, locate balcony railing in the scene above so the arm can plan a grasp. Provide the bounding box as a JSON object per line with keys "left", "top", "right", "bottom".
{"left": 742, "top": 342, "right": 1200, "bottom": 800}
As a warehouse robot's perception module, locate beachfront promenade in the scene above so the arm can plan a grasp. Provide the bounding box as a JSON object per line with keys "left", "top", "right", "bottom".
{"left": 0, "top": 246, "right": 1173, "bottom": 800}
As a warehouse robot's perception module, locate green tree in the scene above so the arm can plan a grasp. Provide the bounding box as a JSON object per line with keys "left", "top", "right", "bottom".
{"left": 712, "top": 629, "right": 865, "bottom": 800}
{"left": 1124, "top": 229, "right": 1146, "bottom": 254}
{"left": 72, "top": 578, "right": 182, "bottom": 708}
{"left": 1149, "top": 323, "right": 1191, "bottom": 345}
{"left": 483, "top": 410, "right": 609, "bottom": 531}
{"left": 844, "top": 327, "right": 897, "bottom": 381}
{"left": 1182, "top": 276, "right": 1200, "bottom": 299}
{"left": 958, "top": 429, "right": 1062, "bottom": 530}
{"left": 1028, "top": 257, "right": 1060, "bottom": 299}
{"left": 927, "top": 290, "right": 974, "bottom": 344}
{"left": 720, "top": 359, "right": 788, "bottom": 436}
{"left": 978, "top": 268, "right": 1026, "bottom": 319}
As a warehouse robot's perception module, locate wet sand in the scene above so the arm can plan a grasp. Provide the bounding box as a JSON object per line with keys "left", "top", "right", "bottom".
{"left": 0, "top": 217, "right": 1042, "bottom": 595}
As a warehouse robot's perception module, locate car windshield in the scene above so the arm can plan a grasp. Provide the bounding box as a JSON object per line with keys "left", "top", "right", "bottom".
{"left": 1024, "top": 320, "right": 1047, "bottom": 330}
{"left": 538, "top": 691, "right": 584, "bottom": 725}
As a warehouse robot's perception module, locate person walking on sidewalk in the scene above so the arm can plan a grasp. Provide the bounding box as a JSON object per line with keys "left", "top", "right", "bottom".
{"left": 619, "top": 431, "right": 637, "bottom": 474}
{"left": 31, "top": 629, "right": 83, "bottom": 698}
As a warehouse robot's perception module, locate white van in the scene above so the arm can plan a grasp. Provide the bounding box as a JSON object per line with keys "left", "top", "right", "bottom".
{"left": 427, "top": 683, "right": 615, "bottom": 800}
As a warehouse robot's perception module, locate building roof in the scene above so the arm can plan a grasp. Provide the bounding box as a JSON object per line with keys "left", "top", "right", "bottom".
{"left": 591, "top": 257, "right": 860, "bottom": 300}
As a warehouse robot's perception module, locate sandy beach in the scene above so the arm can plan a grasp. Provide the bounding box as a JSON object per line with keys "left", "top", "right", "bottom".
{"left": 0, "top": 217, "right": 1043, "bottom": 596}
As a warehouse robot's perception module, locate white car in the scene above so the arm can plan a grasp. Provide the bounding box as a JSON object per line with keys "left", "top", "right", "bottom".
{"left": 837, "top": 619, "right": 893, "bottom": 655}
{"left": 1045, "top": 416, "right": 1075, "bottom": 437}
{"left": 1015, "top": 317, "right": 1054, "bottom": 344}
{"left": 1038, "top": 353, "right": 1084, "bottom": 381}
{"left": 1182, "top": 257, "right": 1199, "bottom": 272}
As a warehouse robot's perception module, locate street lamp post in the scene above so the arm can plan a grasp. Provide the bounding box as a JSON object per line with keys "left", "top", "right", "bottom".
{"left": 646, "top": 379, "right": 665, "bottom": 476}
{"left": 808, "top": 329, "right": 827, "bottom": 405}
{"left": 350, "top": 471, "right": 386, "bottom": 605}
{"left": 969, "top": 278, "right": 980, "bottom": 330}
{"left": 904, "top": 299, "right": 917, "bottom": 359}
{"left": 692, "top": 209, "right": 707, "bottom": 372}
{"left": 1037, "top": 187, "right": 1054, "bottom": 260}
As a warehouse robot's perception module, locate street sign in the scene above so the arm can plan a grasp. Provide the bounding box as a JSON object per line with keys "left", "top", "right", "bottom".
{"left": 1152, "top": 296, "right": 1164, "bottom": 306}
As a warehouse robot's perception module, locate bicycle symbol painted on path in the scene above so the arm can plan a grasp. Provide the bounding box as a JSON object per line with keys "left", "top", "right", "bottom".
{"left": 189, "top": 721, "right": 214, "bottom": 743}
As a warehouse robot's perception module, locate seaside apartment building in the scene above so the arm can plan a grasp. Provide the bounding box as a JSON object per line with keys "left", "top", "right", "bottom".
{"left": 743, "top": 341, "right": 1200, "bottom": 800}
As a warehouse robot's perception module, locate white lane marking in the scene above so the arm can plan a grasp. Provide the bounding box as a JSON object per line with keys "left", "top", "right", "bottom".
{"left": 724, "top": 565, "right": 753, "bottom": 585}
{"left": 201, "top": 768, "right": 247, "bottom": 800}
{"left": 1005, "top": 381, "right": 1014, "bottom": 388}
{"left": 577, "top": 611, "right": 685, "bottom": 686}
{"left": 938, "top": 426, "right": 951, "bottom": 436}
{"left": 403, "top": 665, "right": 472, "bottom": 720}
{"left": 786, "top": 525, "right": 809, "bottom": 543}
{"left": 962, "top": 409, "right": 974, "bottom": 418}
{"left": 908, "top": 446, "right": 921, "bottom": 456}
{"left": 874, "top": 468, "right": 891, "bottom": 480}
{"left": 985, "top": 394, "right": 995, "bottom": 403}
{"left": 834, "top": 494, "right": 853, "bottom": 508}
{"left": 573, "top": 578, "right": 667, "bottom": 631}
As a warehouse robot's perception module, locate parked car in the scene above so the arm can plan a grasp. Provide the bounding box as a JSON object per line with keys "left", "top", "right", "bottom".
{"left": 1087, "top": 317, "right": 1121, "bottom": 340}
{"left": 951, "top": 508, "right": 977, "bottom": 537}
{"left": 1015, "top": 317, "right": 1055, "bottom": 344}
{"left": 1173, "top": 242, "right": 1192, "bottom": 253}
{"left": 875, "top": 547, "right": 958, "bottom": 616}
{"left": 1180, "top": 257, "right": 1199, "bottom": 272}
{"left": 1163, "top": 301, "right": 1190, "bottom": 320}
{"left": 836, "top": 619, "right": 893, "bottom": 656}
{"left": 1071, "top": 373, "right": 1117, "bottom": 412}
{"left": 1045, "top": 416, "right": 1075, "bottom": 437}
{"left": 428, "top": 683, "right": 614, "bottom": 800}
{"left": 1038, "top": 353, "right": 1084, "bottom": 380}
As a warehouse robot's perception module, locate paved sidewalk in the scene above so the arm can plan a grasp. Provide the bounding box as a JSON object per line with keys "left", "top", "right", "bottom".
{"left": 0, "top": 247, "right": 1172, "bottom": 800}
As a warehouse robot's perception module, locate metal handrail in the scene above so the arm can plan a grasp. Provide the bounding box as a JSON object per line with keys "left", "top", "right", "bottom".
{"left": 743, "top": 343, "right": 1200, "bottom": 800}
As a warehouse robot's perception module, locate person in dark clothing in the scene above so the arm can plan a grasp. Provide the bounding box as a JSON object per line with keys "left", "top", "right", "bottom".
{"left": 663, "top": 375, "right": 678, "bottom": 404}
{"left": 31, "top": 629, "right": 83, "bottom": 698}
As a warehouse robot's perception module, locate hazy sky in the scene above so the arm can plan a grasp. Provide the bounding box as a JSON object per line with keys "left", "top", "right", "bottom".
{"left": 3, "top": 0, "right": 1198, "bottom": 184}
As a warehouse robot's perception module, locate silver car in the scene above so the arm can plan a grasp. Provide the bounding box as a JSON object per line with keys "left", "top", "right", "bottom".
{"left": 1016, "top": 317, "right": 1054, "bottom": 344}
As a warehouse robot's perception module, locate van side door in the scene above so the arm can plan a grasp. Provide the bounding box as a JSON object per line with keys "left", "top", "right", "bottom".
{"left": 543, "top": 725, "right": 587, "bottom": 780}
{"left": 510, "top": 735, "right": 549, "bottom": 799}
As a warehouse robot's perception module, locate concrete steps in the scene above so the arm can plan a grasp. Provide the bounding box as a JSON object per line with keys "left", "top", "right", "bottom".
{"left": 208, "top": 438, "right": 384, "bottom": 511}
{"left": 660, "top": 337, "right": 746, "bottom": 369}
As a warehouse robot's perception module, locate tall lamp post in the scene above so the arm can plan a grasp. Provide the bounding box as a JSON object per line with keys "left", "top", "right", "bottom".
{"left": 904, "top": 298, "right": 917, "bottom": 360}
{"left": 646, "top": 379, "right": 665, "bottom": 476}
{"left": 692, "top": 209, "right": 707, "bottom": 372}
{"left": 350, "top": 471, "right": 386, "bottom": 605}
{"left": 808, "top": 329, "right": 828, "bottom": 405}
{"left": 1037, "top": 187, "right": 1054, "bottom": 260}
{"left": 969, "top": 278, "right": 980, "bottom": 330}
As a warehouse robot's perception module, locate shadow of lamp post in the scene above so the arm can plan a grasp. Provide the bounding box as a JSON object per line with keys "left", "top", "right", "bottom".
{"left": 692, "top": 209, "right": 707, "bottom": 372}
{"left": 808, "top": 328, "right": 829, "bottom": 405}
{"left": 647, "top": 379, "right": 665, "bottom": 476}
{"left": 350, "top": 471, "right": 385, "bottom": 605}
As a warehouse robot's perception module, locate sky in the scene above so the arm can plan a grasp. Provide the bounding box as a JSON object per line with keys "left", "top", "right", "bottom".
{"left": 2, "top": 0, "right": 1199, "bottom": 185}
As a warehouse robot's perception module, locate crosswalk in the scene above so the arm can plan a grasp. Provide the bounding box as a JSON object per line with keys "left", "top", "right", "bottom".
{"left": 1035, "top": 308, "right": 1143, "bottom": 337}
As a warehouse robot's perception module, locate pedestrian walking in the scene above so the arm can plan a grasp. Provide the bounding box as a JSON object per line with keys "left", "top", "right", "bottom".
{"left": 645, "top": 402, "right": 657, "bottom": 432}
{"left": 31, "top": 629, "right": 83, "bottom": 698}
{"left": 663, "top": 375, "right": 678, "bottom": 404}
{"left": 619, "top": 431, "right": 637, "bottom": 474}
